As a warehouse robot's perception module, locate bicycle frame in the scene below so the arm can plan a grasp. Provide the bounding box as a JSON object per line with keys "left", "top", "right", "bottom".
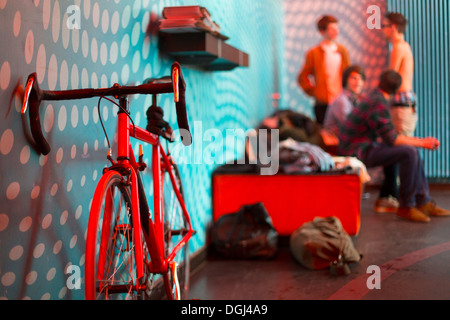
{"left": 102, "top": 97, "right": 194, "bottom": 282}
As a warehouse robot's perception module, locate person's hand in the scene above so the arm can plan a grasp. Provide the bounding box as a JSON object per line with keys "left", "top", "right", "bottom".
{"left": 422, "top": 137, "right": 440, "bottom": 150}
{"left": 320, "top": 129, "right": 339, "bottom": 146}
{"left": 262, "top": 116, "right": 279, "bottom": 129}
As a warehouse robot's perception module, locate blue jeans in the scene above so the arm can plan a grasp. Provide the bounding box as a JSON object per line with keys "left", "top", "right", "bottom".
{"left": 380, "top": 164, "right": 398, "bottom": 199}
{"left": 364, "top": 144, "right": 430, "bottom": 208}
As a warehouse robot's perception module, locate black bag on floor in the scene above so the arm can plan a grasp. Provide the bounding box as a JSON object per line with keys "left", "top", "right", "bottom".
{"left": 212, "top": 203, "right": 278, "bottom": 259}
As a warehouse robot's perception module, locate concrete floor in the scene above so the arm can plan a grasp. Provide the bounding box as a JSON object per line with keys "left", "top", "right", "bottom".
{"left": 187, "top": 186, "right": 450, "bottom": 300}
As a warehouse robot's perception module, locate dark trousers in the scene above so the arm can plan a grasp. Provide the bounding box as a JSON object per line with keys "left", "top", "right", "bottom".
{"left": 314, "top": 102, "right": 328, "bottom": 125}
{"left": 379, "top": 165, "right": 398, "bottom": 199}
{"left": 364, "top": 144, "right": 430, "bottom": 208}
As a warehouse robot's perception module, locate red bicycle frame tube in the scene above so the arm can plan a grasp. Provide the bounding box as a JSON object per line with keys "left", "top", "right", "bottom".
{"left": 159, "top": 146, "right": 194, "bottom": 264}
{"left": 113, "top": 109, "right": 193, "bottom": 275}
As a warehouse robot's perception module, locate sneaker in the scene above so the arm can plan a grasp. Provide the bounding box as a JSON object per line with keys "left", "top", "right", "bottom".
{"left": 375, "top": 196, "right": 399, "bottom": 213}
{"left": 417, "top": 201, "right": 450, "bottom": 217}
{"left": 396, "top": 207, "right": 430, "bottom": 223}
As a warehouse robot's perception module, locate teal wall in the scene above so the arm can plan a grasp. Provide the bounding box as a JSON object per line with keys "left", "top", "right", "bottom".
{"left": 0, "top": 0, "right": 284, "bottom": 299}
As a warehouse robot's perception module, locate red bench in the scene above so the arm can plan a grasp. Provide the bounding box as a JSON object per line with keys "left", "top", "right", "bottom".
{"left": 212, "top": 172, "right": 361, "bottom": 236}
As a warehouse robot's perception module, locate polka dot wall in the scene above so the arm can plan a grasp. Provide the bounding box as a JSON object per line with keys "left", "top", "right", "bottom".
{"left": 0, "top": 0, "right": 285, "bottom": 299}
{"left": 283, "top": 0, "right": 388, "bottom": 119}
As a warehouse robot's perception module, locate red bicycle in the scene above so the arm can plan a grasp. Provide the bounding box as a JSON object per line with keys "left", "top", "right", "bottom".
{"left": 22, "top": 62, "right": 195, "bottom": 300}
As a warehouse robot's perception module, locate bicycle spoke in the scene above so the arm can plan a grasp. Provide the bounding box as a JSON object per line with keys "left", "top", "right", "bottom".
{"left": 86, "top": 175, "right": 151, "bottom": 300}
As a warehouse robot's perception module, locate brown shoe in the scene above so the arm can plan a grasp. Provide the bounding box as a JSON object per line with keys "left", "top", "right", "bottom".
{"left": 374, "top": 196, "right": 399, "bottom": 213}
{"left": 397, "top": 207, "right": 431, "bottom": 223}
{"left": 417, "top": 201, "right": 450, "bottom": 217}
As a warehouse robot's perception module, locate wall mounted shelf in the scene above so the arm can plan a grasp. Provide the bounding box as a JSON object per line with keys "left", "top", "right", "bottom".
{"left": 159, "top": 32, "right": 249, "bottom": 71}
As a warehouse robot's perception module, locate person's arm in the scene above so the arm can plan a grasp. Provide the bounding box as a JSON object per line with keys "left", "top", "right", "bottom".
{"left": 333, "top": 95, "right": 353, "bottom": 125}
{"left": 394, "top": 134, "right": 440, "bottom": 150}
{"left": 298, "top": 50, "right": 315, "bottom": 97}
{"left": 324, "top": 94, "right": 351, "bottom": 132}
{"left": 320, "top": 128, "right": 339, "bottom": 147}
{"left": 369, "top": 97, "right": 440, "bottom": 151}
{"left": 389, "top": 44, "right": 403, "bottom": 71}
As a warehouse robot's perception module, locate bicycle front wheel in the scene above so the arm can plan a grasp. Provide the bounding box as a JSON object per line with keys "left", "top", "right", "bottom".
{"left": 85, "top": 170, "right": 150, "bottom": 300}
{"left": 162, "top": 161, "right": 190, "bottom": 300}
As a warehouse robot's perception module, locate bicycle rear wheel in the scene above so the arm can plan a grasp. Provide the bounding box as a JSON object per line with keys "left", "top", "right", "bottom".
{"left": 162, "top": 161, "right": 190, "bottom": 300}
{"left": 85, "top": 170, "right": 151, "bottom": 300}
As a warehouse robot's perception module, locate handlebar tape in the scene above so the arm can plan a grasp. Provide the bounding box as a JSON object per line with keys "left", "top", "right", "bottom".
{"left": 172, "top": 62, "right": 192, "bottom": 146}
{"left": 26, "top": 73, "right": 51, "bottom": 155}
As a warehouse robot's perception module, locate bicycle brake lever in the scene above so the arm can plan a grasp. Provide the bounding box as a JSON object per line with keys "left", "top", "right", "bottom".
{"left": 172, "top": 66, "right": 179, "bottom": 103}
{"left": 21, "top": 73, "right": 37, "bottom": 114}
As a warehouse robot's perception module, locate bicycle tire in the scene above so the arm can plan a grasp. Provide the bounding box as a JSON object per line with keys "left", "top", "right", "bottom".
{"left": 85, "top": 170, "right": 152, "bottom": 300}
{"left": 162, "top": 161, "right": 190, "bottom": 300}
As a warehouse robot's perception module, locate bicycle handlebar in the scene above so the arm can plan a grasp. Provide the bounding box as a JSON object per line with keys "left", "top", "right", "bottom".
{"left": 21, "top": 62, "right": 191, "bottom": 155}
{"left": 171, "top": 63, "right": 191, "bottom": 147}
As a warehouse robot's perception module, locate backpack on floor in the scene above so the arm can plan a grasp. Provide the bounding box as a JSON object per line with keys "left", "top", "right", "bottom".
{"left": 212, "top": 203, "right": 278, "bottom": 260}
{"left": 290, "top": 216, "right": 361, "bottom": 275}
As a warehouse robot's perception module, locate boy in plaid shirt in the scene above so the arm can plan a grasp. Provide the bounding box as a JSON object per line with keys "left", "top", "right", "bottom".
{"left": 338, "top": 70, "right": 449, "bottom": 222}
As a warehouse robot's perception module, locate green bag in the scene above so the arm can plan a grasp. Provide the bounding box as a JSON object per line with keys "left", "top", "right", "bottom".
{"left": 290, "top": 216, "right": 362, "bottom": 275}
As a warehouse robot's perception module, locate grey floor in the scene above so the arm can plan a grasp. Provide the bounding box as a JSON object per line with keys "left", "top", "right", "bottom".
{"left": 188, "top": 186, "right": 450, "bottom": 300}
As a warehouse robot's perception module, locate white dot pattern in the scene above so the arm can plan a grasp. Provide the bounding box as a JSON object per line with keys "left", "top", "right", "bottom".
{"left": 1, "top": 0, "right": 286, "bottom": 300}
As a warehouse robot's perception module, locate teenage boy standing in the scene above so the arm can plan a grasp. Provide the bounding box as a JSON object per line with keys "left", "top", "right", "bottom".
{"left": 383, "top": 12, "right": 417, "bottom": 137}
{"left": 298, "top": 15, "right": 351, "bottom": 125}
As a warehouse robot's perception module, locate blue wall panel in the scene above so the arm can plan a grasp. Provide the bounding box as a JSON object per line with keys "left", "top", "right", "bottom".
{"left": 388, "top": 0, "right": 450, "bottom": 180}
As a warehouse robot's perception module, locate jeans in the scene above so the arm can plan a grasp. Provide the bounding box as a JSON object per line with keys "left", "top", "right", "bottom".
{"left": 364, "top": 144, "right": 430, "bottom": 208}
{"left": 380, "top": 164, "right": 398, "bottom": 199}
{"left": 314, "top": 102, "right": 329, "bottom": 125}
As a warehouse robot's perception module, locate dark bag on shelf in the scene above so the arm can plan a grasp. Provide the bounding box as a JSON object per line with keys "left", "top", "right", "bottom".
{"left": 290, "top": 216, "right": 362, "bottom": 275}
{"left": 212, "top": 203, "right": 278, "bottom": 260}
